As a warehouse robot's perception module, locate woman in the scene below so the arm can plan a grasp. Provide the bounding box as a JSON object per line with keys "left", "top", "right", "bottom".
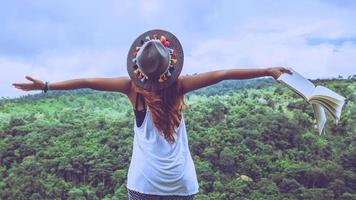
{"left": 13, "top": 29, "right": 292, "bottom": 200}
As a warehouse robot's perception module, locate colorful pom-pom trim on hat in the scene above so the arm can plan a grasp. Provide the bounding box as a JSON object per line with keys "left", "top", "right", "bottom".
{"left": 132, "top": 35, "right": 178, "bottom": 83}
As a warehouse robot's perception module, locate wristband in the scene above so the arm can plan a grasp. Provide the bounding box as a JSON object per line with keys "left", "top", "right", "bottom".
{"left": 43, "top": 81, "right": 49, "bottom": 93}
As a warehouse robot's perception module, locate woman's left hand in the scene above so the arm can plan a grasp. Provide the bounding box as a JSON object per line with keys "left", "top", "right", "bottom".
{"left": 267, "top": 67, "right": 293, "bottom": 80}
{"left": 12, "top": 76, "right": 45, "bottom": 91}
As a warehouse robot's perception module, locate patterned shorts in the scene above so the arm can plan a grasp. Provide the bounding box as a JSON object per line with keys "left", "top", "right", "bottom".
{"left": 127, "top": 188, "right": 196, "bottom": 200}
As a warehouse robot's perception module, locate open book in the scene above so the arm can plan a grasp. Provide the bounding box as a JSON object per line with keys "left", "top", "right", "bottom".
{"left": 277, "top": 68, "right": 346, "bottom": 135}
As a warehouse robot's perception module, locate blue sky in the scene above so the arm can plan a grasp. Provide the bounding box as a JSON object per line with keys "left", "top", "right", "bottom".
{"left": 1, "top": 0, "right": 356, "bottom": 98}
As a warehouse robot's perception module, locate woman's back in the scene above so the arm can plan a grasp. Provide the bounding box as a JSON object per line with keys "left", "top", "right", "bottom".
{"left": 126, "top": 93, "right": 199, "bottom": 196}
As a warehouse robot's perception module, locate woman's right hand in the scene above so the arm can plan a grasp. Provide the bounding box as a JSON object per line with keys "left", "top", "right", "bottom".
{"left": 12, "top": 76, "right": 45, "bottom": 91}
{"left": 267, "top": 67, "right": 293, "bottom": 80}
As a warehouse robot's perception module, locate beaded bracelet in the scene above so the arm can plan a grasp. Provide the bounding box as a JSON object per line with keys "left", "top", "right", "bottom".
{"left": 43, "top": 81, "right": 49, "bottom": 93}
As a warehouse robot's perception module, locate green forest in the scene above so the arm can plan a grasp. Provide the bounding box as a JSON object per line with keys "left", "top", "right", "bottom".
{"left": 0, "top": 77, "right": 355, "bottom": 200}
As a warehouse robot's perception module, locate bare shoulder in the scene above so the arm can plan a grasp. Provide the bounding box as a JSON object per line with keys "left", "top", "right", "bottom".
{"left": 109, "top": 76, "right": 132, "bottom": 95}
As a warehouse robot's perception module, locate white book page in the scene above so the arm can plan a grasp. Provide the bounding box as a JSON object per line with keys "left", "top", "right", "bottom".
{"left": 311, "top": 103, "right": 327, "bottom": 135}
{"left": 335, "top": 99, "right": 346, "bottom": 125}
{"left": 310, "top": 99, "right": 337, "bottom": 120}
{"left": 277, "top": 68, "right": 315, "bottom": 100}
{"left": 311, "top": 86, "right": 346, "bottom": 124}
{"left": 312, "top": 86, "right": 346, "bottom": 102}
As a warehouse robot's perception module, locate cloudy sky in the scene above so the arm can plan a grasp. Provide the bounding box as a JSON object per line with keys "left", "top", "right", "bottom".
{"left": 1, "top": 0, "right": 355, "bottom": 98}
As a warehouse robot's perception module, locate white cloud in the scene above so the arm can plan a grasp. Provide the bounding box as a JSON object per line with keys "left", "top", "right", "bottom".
{"left": 105, "top": 0, "right": 166, "bottom": 24}
{"left": 1, "top": 0, "right": 356, "bottom": 99}
{"left": 137, "top": 0, "right": 163, "bottom": 20}
{"left": 1, "top": 48, "right": 127, "bottom": 98}
{"left": 325, "top": 42, "right": 356, "bottom": 77}
{"left": 183, "top": 15, "right": 356, "bottom": 79}
{"left": 0, "top": 58, "right": 41, "bottom": 98}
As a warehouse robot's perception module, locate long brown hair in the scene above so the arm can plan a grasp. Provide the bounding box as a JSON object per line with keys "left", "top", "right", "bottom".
{"left": 133, "top": 80, "right": 186, "bottom": 144}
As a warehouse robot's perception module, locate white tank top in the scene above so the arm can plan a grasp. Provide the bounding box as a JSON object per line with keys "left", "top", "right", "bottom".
{"left": 127, "top": 106, "right": 199, "bottom": 196}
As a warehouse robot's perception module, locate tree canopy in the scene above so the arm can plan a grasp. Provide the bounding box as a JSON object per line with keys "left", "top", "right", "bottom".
{"left": 0, "top": 77, "right": 355, "bottom": 199}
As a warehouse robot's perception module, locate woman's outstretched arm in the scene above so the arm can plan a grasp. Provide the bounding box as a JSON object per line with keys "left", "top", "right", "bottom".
{"left": 13, "top": 76, "right": 132, "bottom": 95}
{"left": 179, "top": 67, "right": 292, "bottom": 94}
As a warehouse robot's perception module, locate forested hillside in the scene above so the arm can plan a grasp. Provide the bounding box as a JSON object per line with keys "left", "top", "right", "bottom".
{"left": 0, "top": 77, "right": 355, "bottom": 200}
